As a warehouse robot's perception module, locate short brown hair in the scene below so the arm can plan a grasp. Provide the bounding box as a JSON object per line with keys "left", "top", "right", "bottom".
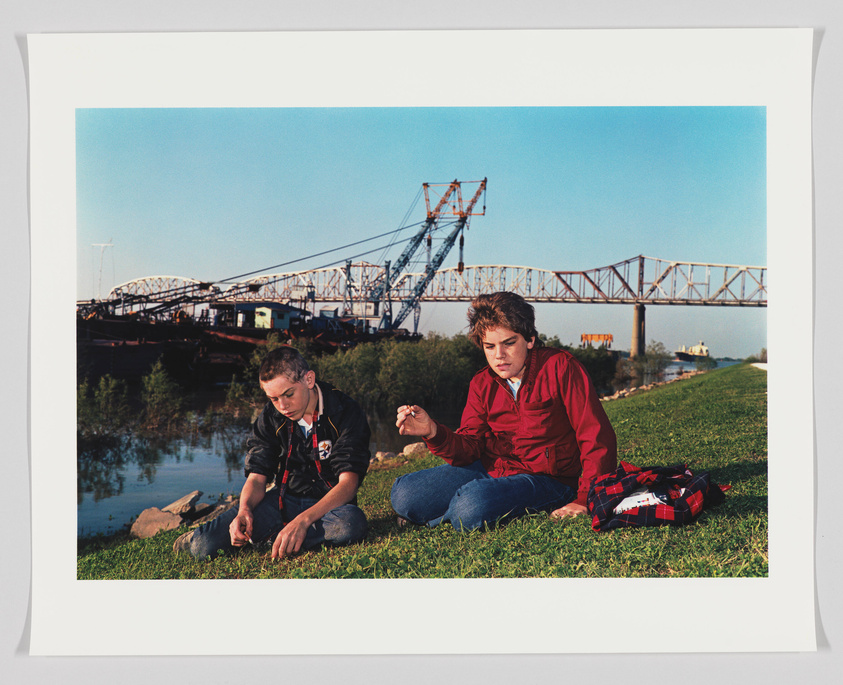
{"left": 467, "top": 292, "right": 542, "bottom": 348}
{"left": 259, "top": 346, "right": 311, "bottom": 383}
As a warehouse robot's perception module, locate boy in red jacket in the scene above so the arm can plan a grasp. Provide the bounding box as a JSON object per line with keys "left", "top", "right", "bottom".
{"left": 391, "top": 291, "right": 617, "bottom": 530}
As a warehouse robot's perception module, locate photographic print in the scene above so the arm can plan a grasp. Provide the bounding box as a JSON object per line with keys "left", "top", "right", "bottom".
{"left": 73, "top": 105, "right": 768, "bottom": 577}
{"left": 29, "top": 29, "right": 814, "bottom": 655}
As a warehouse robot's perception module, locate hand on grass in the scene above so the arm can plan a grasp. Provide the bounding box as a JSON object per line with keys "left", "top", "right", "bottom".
{"left": 551, "top": 502, "right": 588, "bottom": 519}
{"left": 271, "top": 516, "right": 309, "bottom": 559}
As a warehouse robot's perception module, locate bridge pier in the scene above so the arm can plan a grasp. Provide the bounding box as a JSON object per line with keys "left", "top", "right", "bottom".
{"left": 631, "top": 302, "right": 646, "bottom": 358}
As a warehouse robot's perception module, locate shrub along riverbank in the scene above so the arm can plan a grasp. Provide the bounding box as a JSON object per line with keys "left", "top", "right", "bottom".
{"left": 77, "top": 331, "right": 722, "bottom": 449}
{"left": 77, "top": 362, "right": 768, "bottom": 579}
{"left": 78, "top": 332, "right": 636, "bottom": 437}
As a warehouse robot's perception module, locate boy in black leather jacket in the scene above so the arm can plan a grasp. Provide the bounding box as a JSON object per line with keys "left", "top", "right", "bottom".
{"left": 175, "top": 346, "right": 370, "bottom": 560}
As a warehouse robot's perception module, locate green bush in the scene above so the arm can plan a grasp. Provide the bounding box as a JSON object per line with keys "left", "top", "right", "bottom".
{"left": 316, "top": 341, "right": 385, "bottom": 412}
{"left": 640, "top": 340, "right": 672, "bottom": 380}
{"left": 569, "top": 345, "right": 618, "bottom": 395}
{"left": 140, "top": 358, "right": 184, "bottom": 430}
{"left": 696, "top": 356, "right": 719, "bottom": 371}
{"left": 314, "top": 333, "right": 485, "bottom": 415}
{"left": 614, "top": 340, "right": 673, "bottom": 388}
{"left": 540, "top": 333, "right": 619, "bottom": 394}
{"left": 77, "top": 374, "right": 131, "bottom": 435}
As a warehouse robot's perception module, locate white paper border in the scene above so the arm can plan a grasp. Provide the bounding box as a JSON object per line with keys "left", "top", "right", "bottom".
{"left": 28, "top": 29, "right": 815, "bottom": 655}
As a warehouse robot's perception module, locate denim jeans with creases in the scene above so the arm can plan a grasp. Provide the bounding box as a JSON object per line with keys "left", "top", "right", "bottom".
{"left": 188, "top": 488, "right": 368, "bottom": 560}
{"left": 390, "top": 460, "right": 576, "bottom": 531}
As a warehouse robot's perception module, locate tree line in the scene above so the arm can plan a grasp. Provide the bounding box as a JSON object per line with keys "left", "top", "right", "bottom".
{"left": 226, "top": 332, "right": 625, "bottom": 419}
{"left": 77, "top": 331, "right": 686, "bottom": 436}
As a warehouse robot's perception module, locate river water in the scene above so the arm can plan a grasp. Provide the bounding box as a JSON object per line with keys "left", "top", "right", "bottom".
{"left": 77, "top": 360, "right": 736, "bottom": 537}
{"left": 76, "top": 412, "right": 445, "bottom": 537}
{"left": 662, "top": 358, "right": 739, "bottom": 380}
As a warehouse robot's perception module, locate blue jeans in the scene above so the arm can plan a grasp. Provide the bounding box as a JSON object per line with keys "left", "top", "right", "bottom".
{"left": 390, "top": 460, "right": 576, "bottom": 531}
{"left": 188, "top": 488, "right": 368, "bottom": 560}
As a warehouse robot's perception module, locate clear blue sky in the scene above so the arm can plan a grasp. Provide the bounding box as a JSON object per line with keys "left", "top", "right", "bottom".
{"left": 76, "top": 106, "right": 767, "bottom": 358}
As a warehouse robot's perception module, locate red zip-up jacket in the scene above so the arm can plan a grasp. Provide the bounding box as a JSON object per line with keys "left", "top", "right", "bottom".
{"left": 424, "top": 346, "right": 618, "bottom": 506}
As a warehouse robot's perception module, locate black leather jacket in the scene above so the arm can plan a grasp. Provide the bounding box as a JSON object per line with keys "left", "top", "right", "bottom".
{"left": 244, "top": 380, "right": 371, "bottom": 499}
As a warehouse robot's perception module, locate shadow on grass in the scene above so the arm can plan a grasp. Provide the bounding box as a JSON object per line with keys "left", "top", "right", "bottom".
{"left": 708, "top": 459, "right": 768, "bottom": 518}
{"left": 366, "top": 514, "right": 405, "bottom": 538}
{"left": 710, "top": 458, "right": 767, "bottom": 484}
{"left": 722, "top": 494, "right": 768, "bottom": 516}
{"left": 77, "top": 529, "right": 132, "bottom": 556}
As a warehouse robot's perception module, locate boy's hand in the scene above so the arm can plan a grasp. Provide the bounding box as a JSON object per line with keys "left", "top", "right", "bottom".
{"left": 550, "top": 502, "right": 588, "bottom": 519}
{"left": 396, "top": 405, "right": 437, "bottom": 440}
{"left": 271, "top": 518, "right": 308, "bottom": 559}
{"left": 229, "top": 509, "right": 254, "bottom": 546}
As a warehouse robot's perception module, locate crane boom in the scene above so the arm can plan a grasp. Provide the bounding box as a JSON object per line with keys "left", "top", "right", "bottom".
{"left": 370, "top": 179, "right": 486, "bottom": 330}
{"left": 391, "top": 178, "right": 487, "bottom": 330}
{"left": 368, "top": 180, "right": 460, "bottom": 324}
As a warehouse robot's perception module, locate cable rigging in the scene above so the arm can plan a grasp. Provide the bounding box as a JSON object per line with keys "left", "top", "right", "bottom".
{"left": 217, "top": 219, "right": 426, "bottom": 284}
{"left": 90, "top": 179, "right": 487, "bottom": 331}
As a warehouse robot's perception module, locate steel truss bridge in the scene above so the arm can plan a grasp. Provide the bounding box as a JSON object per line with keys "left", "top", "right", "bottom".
{"left": 83, "top": 255, "right": 765, "bottom": 357}
{"left": 95, "top": 255, "right": 766, "bottom": 314}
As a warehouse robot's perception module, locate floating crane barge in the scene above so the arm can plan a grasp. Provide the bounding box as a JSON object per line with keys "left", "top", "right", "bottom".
{"left": 77, "top": 179, "right": 486, "bottom": 382}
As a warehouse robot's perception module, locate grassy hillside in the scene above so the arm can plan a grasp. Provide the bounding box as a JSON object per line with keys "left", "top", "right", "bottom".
{"left": 77, "top": 363, "right": 767, "bottom": 579}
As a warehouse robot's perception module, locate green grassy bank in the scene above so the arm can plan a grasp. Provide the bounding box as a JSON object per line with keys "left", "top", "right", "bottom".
{"left": 77, "top": 363, "right": 767, "bottom": 579}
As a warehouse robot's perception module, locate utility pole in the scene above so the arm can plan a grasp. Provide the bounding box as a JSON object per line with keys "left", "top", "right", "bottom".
{"left": 91, "top": 241, "right": 114, "bottom": 300}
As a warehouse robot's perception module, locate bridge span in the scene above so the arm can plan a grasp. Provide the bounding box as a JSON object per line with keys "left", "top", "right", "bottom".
{"left": 90, "top": 255, "right": 766, "bottom": 357}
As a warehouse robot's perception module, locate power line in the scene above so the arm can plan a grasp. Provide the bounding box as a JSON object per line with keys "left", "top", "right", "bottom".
{"left": 217, "top": 220, "right": 426, "bottom": 284}
{"left": 376, "top": 185, "right": 424, "bottom": 267}
{"left": 229, "top": 218, "right": 463, "bottom": 293}
{"left": 316, "top": 220, "right": 460, "bottom": 271}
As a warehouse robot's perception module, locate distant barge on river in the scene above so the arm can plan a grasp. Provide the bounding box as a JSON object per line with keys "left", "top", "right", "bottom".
{"left": 674, "top": 341, "right": 711, "bottom": 363}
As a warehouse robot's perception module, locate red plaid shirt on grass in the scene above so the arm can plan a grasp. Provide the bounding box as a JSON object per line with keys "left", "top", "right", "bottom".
{"left": 587, "top": 461, "right": 728, "bottom": 531}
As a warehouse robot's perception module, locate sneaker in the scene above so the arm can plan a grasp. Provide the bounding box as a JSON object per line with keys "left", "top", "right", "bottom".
{"left": 396, "top": 516, "right": 411, "bottom": 528}
{"left": 173, "top": 530, "right": 195, "bottom": 554}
